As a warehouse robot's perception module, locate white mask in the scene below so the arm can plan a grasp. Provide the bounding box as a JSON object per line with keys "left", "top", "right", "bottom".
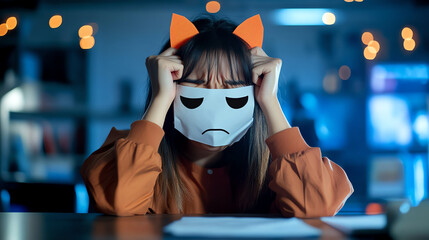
{"left": 174, "top": 85, "right": 255, "bottom": 147}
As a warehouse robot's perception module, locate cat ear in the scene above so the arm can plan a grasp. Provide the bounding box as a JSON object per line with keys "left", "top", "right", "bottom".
{"left": 232, "top": 14, "right": 264, "bottom": 49}
{"left": 170, "top": 13, "right": 199, "bottom": 49}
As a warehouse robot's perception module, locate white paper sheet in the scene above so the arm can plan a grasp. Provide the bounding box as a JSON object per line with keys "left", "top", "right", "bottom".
{"left": 321, "top": 215, "right": 387, "bottom": 231}
{"left": 163, "top": 216, "right": 321, "bottom": 238}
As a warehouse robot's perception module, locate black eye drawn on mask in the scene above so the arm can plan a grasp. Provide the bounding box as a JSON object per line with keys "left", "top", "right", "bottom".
{"left": 180, "top": 96, "right": 204, "bottom": 109}
{"left": 226, "top": 96, "right": 248, "bottom": 109}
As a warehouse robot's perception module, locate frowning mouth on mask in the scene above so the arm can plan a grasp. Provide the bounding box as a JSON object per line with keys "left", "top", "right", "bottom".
{"left": 202, "top": 129, "right": 230, "bottom": 135}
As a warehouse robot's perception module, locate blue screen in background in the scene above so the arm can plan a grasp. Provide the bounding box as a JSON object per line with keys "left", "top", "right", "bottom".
{"left": 366, "top": 63, "right": 429, "bottom": 207}
{"left": 367, "top": 93, "right": 428, "bottom": 150}
{"left": 367, "top": 63, "right": 428, "bottom": 150}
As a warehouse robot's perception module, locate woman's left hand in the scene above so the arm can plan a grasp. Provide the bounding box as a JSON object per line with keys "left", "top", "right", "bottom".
{"left": 251, "top": 46, "right": 282, "bottom": 108}
{"left": 251, "top": 47, "right": 291, "bottom": 136}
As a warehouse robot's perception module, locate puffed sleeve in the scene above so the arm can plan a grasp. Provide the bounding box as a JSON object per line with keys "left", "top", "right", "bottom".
{"left": 80, "top": 120, "right": 164, "bottom": 216}
{"left": 266, "top": 127, "right": 354, "bottom": 218}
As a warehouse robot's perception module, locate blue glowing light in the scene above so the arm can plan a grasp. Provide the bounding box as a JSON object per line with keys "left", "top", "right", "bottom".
{"left": 413, "top": 156, "right": 426, "bottom": 206}
{"left": 1, "top": 189, "right": 10, "bottom": 211}
{"left": 300, "top": 93, "right": 318, "bottom": 113}
{"left": 74, "top": 183, "right": 89, "bottom": 213}
{"left": 368, "top": 95, "right": 412, "bottom": 148}
{"left": 272, "top": 8, "right": 336, "bottom": 26}
{"left": 370, "top": 63, "right": 429, "bottom": 93}
{"left": 315, "top": 114, "right": 346, "bottom": 149}
{"left": 413, "top": 111, "right": 429, "bottom": 144}
{"left": 399, "top": 202, "right": 411, "bottom": 214}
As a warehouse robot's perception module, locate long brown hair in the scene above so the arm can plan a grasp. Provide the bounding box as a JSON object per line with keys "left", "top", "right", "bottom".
{"left": 146, "top": 14, "right": 272, "bottom": 213}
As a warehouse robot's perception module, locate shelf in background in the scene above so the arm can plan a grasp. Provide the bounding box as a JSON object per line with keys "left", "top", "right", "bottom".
{"left": 2, "top": 154, "right": 86, "bottom": 185}
{"left": 10, "top": 110, "right": 143, "bottom": 120}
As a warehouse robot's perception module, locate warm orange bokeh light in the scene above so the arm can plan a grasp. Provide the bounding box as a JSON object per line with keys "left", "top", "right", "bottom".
{"left": 366, "top": 203, "right": 384, "bottom": 215}
{"left": 355, "top": 0, "right": 364, "bottom": 2}
{"left": 361, "top": 32, "right": 373, "bottom": 45}
{"left": 344, "top": 0, "right": 353, "bottom": 2}
{"left": 367, "top": 46, "right": 377, "bottom": 54}
{"left": 206, "top": 1, "right": 221, "bottom": 13}
{"left": 0, "top": 23, "right": 8, "bottom": 36}
{"left": 79, "top": 25, "right": 93, "bottom": 38}
{"left": 80, "top": 36, "right": 95, "bottom": 49}
{"left": 49, "top": 15, "right": 63, "bottom": 28}
{"left": 322, "top": 12, "right": 336, "bottom": 25}
{"left": 364, "top": 47, "right": 376, "bottom": 60}
{"left": 403, "top": 38, "right": 416, "bottom": 51}
{"left": 6, "top": 17, "right": 17, "bottom": 30}
{"left": 338, "top": 65, "right": 351, "bottom": 80}
{"left": 401, "top": 27, "right": 413, "bottom": 40}
{"left": 368, "top": 40, "right": 380, "bottom": 53}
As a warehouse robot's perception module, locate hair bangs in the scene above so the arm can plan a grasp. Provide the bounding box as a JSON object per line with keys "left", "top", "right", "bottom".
{"left": 177, "top": 27, "right": 253, "bottom": 87}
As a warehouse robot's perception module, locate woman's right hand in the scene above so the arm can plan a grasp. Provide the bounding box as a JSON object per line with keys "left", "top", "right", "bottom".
{"left": 143, "top": 47, "right": 183, "bottom": 128}
{"left": 145, "top": 47, "right": 184, "bottom": 105}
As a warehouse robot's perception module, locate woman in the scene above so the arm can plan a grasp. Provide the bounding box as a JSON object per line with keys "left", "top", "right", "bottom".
{"left": 80, "top": 13, "right": 353, "bottom": 217}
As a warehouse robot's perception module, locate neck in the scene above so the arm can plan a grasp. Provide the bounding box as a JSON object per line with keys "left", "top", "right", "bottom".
{"left": 182, "top": 141, "right": 226, "bottom": 168}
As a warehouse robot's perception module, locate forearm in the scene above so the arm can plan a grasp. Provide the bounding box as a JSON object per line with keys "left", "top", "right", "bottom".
{"left": 142, "top": 96, "right": 172, "bottom": 128}
{"left": 268, "top": 149, "right": 354, "bottom": 217}
{"left": 259, "top": 97, "right": 291, "bottom": 136}
{"left": 81, "top": 121, "right": 164, "bottom": 216}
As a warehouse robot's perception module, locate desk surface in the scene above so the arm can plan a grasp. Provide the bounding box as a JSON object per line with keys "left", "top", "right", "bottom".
{"left": 0, "top": 213, "right": 383, "bottom": 240}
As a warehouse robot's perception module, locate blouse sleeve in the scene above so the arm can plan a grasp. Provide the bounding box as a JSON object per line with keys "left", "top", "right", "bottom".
{"left": 266, "top": 127, "right": 354, "bottom": 218}
{"left": 80, "top": 120, "right": 164, "bottom": 216}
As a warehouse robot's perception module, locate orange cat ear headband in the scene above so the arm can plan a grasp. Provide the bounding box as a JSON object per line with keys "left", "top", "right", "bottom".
{"left": 170, "top": 13, "right": 264, "bottom": 49}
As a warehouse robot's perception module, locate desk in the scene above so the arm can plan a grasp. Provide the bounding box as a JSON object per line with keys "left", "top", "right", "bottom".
{"left": 0, "top": 213, "right": 384, "bottom": 240}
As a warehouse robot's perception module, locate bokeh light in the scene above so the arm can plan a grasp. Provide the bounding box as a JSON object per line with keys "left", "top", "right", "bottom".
{"left": 79, "top": 25, "right": 93, "bottom": 38}
{"left": 401, "top": 27, "right": 413, "bottom": 40}
{"left": 366, "top": 203, "right": 384, "bottom": 215}
{"left": 0, "top": 23, "right": 8, "bottom": 36}
{"left": 49, "top": 15, "right": 63, "bottom": 28}
{"left": 403, "top": 38, "right": 416, "bottom": 51}
{"left": 361, "top": 32, "right": 373, "bottom": 45}
{"left": 206, "top": 1, "right": 221, "bottom": 13}
{"left": 367, "top": 46, "right": 377, "bottom": 54}
{"left": 413, "top": 112, "right": 429, "bottom": 144}
{"left": 323, "top": 72, "right": 340, "bottom": 93}
{"left": 364, "top": 46, "right": 376, "bottom": 60}
{"left": 355, "top": 0, "right": 364, "bottom": 2}
{"left": 6, "top": 17, "right": 17, "bottom": 30}
{"left": 368, "top": 40, "right": 380, "bottom": 53}
{"left": 344, "top": 0, "right": 353, "bottom": 2}
{"left": 322, "top": 12, "right": 336, "bottom": 25}
{"left": 80, "top": 36, "right": 95, "bottom": 49}
{"left": 338, "top": 65, "right": 352, "bottom": 80}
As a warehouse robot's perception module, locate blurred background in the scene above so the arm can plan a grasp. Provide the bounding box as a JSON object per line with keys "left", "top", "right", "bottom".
{"left": 0, "top": 0, "right": 428, "bottom": 214}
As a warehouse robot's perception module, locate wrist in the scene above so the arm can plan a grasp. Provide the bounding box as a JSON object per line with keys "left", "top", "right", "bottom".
{"left": 142, "top": 96, "right": 173, "bottom": 128}
{"left": 257, "top": 96, "right": 279, "bottom": 111}
{"left": 258, "top": 97, "right": 291, "bottom": 136}
{"left": 152, "top": 94, "right": 174, "bottom": 107}
{"left": 153, "top": 92, "right": 175, "bottom": 105}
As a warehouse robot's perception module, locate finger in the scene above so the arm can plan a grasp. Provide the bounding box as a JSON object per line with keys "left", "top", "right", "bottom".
{"left": 159, "top": 47, "right": 177, "bottom": 57}
{"left": 252, "top": 65, "right": 264, "bottom": 86}
{"left": 169, "top": 62, "right": 184, "bottom": 81}
{"left": 250, "top": 47, "right": 268, "bottom": 57}
{"left": 250, "top": 55, "right": 265, "bottom": 66}
{"left": 168, "top": 55, "right": 181, "bottom": 59}
{"left": 168, "top": 57, "right": 183, "bottom": 64}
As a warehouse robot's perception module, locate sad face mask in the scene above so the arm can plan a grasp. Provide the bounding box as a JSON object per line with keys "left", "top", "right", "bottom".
{"left": 174, "top": 85, "right": 255, "bottom": 147}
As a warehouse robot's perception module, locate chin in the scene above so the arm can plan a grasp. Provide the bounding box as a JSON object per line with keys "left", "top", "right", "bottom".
{"left": 191, "top": 140, "right": 229, "bottom": 152}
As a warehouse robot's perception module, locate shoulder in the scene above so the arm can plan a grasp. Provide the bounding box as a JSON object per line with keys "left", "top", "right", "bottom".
{"left": 100, "top": 127, "right": 130, "bottom": 148}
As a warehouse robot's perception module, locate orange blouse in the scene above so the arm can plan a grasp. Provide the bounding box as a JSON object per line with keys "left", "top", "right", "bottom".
{"left": 80, "top": 120, "right": 354, "bottom": 217}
